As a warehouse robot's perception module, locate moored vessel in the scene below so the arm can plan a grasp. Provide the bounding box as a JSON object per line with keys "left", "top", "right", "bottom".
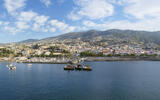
{"left": 83, "top": 64, "right": 92, "bottom": 71}
{"left": 7, "top": 64, "right": 16, "bottom": 70}
{"left": 75, "top": 64, "right": 83, "bottom": 70}
{"left": 64, "top": 65, "right": 74, "bottom": 70}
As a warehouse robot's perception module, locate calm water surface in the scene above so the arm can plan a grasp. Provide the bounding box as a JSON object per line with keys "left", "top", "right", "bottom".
{"left": 0, "top": 61, "right": 160, "bottom": 100}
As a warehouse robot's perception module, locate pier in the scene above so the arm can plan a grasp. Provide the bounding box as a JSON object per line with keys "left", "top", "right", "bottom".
{"left": 15, "top": 57, "right": 86, "bottom": 64}
{"left": 64, "top": 64, "right": 92, "bottom": 71}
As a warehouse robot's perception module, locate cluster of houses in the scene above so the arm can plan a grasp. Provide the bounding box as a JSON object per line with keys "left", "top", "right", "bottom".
{"left": 0, "top": 39, "right": 159, "bottom": 59}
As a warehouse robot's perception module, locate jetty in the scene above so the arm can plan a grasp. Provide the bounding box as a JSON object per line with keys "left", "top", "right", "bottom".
{"left": 64, "top": 65, "right": 75, "bottom": 70}
{"left": 75, "top": 64, "right": 83, "bottom": 70}
{"left": 64, "top": 64, "right": 92, "bottom": 71}
{"left": 83, "top": 64, "right": 92, "bottom": 71}
{"left": 15, "top": 57, "right": 86, "bottom": 64}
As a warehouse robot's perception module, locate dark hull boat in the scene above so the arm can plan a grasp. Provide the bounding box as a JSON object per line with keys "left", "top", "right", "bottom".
{"left": 75, "top": 64, "right": 83, "bottom": 70}
{"left": 64, "top": 65, "right": 74, "bottom": 70}
{"left": 64, "top": 64, "right": 92, "bottom": 71}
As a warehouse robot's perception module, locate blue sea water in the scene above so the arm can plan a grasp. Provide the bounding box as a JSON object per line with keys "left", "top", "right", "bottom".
{"left": 0, "top": 61, "right": 160, "bottom": 100}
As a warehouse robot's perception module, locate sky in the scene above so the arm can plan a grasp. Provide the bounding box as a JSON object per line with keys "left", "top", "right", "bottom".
{"left": 0, "top": 0, "right": 160, "bottom": 43}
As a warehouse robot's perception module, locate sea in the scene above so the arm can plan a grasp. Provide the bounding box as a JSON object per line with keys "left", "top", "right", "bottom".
{"left": 0, "top": 61, "right": 160, "bottom": 100}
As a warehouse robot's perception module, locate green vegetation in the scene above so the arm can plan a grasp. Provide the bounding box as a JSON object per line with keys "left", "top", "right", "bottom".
{"left": 108, "top": 53, "right": 136, "bottom": 57}
{"left": 140, "top": 54, "right": 158, "bottom": 57}
{"left": 80, "top": 51, "right": 104, "bottom": 57}
{"left": 80, "top": 51, "right": 159, "bottom": 58}
{"left": 0, "top": 48, "right": 14, "bottom": 57}
{"left": 123, "top": 54, "right": 136, "bottom": 57}
{"left": 107, "top": 54, "right": 113, "bottom": 57}
{"left": 47, "top": 46, "right": 70, "bottom": 53}
{"left": 32, "top": 44, "right": 39, "bottom": 49}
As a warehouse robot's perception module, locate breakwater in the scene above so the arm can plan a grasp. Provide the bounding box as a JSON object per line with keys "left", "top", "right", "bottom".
{"left": 15, "top": 57, "right": 85, "bottom": 64}
{"left": 1, "top": 56, "right": 160, "bottom": 64}
{"left": 86, "top": 57, "right": 160, "bottom": 61}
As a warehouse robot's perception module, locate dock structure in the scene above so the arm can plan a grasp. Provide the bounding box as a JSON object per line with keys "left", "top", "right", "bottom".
{"left": 64, "top": 65, "right": 74, "bottom": 70}
{"left": 83, "top": 65, "right": 92, "bottom": 71}
{"left": 64, "top": 64, "right": 92, "bottom": 71}
{"left": 75, "top": 64, "right": 83, "bottom": 70}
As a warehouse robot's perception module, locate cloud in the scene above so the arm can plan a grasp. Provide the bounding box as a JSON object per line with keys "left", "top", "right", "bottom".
{"left": 4, "top": 26, "right": 20, "bottom": 35}
{"left": 68, "top": 0, "right": 114, "bottom": 20}
{"left": 18, "top": 11, "right": 37, "bottom": 22}
{"left": 117, "top": 0, "right": 160, "bottom": 19}
{"left": 32, "top": 15, "right": 49, "bottom": 31}
{"left": 2, "top": 9, "right": 75, "bottom": 34}
{"left": 0, "top": 21, "right": 3, "bottom": 25}
{"left": 34, "top": 15, "right": 49, "bottom": 26}
{"left": 40, "top": 0, "right": 51, "bottom": 7}
{"left": 82, "top": 18, "right": 160, "bottom": 31}
{"left": 13, "top": 10, "right": 75, "bottom": 33}
{"left": 50, "top": 20, "right": 68, "bottom": 30}
{"left": 105, "top": 18, "right": 160, "bottom": 31}
{"left": 67, "top": 8, "right": 81, "bottom": 21}
{"left": 49, "top": 28, "right": 56, "bottom": 32}
{"left": 65, "top": 26, "right": 76, "bottom": 33}
{"left": 15, "top": 21, "right": 30, "bottom": 30}
{"left": 80, "top": 0, "right": 160, "bottom": 32}
{"left": 83, "top": 20, "right": 97, "bottom": 27}
{"left": 49, "top": 19, "right": 76, "bottom": 32}
{"left": 3, "top": 0, "right": 77, "bottom": 35}
{"left": 4, "top": 0, "right": 26, "bottom": 15}
{"left": 3, "top": 0, "right": 160, "bottom": 36}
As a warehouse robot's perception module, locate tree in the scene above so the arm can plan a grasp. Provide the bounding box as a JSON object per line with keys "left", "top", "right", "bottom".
{"left": 107, "top": 54, "right": 113, "bottom": 57}
{"left": 32, "top": 44, "right": 39, "bottom": 49}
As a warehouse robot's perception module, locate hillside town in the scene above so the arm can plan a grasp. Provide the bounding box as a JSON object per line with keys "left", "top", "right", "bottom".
{"left": 0, "top": 39, "right": 160, "bottom": 63}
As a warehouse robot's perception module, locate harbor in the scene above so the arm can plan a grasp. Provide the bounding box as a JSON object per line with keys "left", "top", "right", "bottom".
{"left": 14, "top": 57, "right": 86, "bottom": 64}
{"left": 64, "top": 64, "right": 92, "bottom": 71}
{"left": 2, "top": 56, "right": 160, "bottom": 64}
{"left": 1, "top": 61, "right": 160, "bottom": 100}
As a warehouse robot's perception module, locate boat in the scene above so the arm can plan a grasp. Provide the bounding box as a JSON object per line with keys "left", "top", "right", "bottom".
{"left": 7, "top": 64, "right": 16, "bottom": 70}
{"left": 64, "top": 65, "right": 74, "bottom": 70}
{"left": 83, "top": 64, "right": 92, "bottom": 71}
{"left": 7, "top": 54, "right": 16, "bottom": 70}
{"left": 75, "top": 64, "right": 83, "bottom": 70}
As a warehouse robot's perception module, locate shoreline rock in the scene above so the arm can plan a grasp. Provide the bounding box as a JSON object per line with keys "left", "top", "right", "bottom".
{"left": 0, "top": 57, "right": 160, "bottom": 64}
{"left": 86, "top": 57, "right": 160, "bottom": 62}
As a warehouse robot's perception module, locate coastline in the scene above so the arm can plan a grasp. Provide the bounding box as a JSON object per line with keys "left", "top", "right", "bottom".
{"left": 0, "top": 57, "right": 84, "bottom": 64}
{"left": 86, "top": 57, "right": 160, "bottom": 62}
{"left": 0, "top": 56, "right": 160, "bottom": 64}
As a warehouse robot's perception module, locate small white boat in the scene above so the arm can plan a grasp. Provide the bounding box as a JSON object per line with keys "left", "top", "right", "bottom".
{"left": 7, "top": 64, "right": 16, "bottom": 70}
{"left": 83, "top": 64, "right": 92, "bottom": 71}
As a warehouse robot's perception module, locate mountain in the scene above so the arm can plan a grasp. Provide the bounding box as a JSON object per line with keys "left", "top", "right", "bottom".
{"left": 19, "top": 29, "right": 160, "bottom": 46}
{"left": 18, "top": 39, "right": 39, "bottom": 43}
{"left": 42, "top": 29, "right": 160, "bottom": 44}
